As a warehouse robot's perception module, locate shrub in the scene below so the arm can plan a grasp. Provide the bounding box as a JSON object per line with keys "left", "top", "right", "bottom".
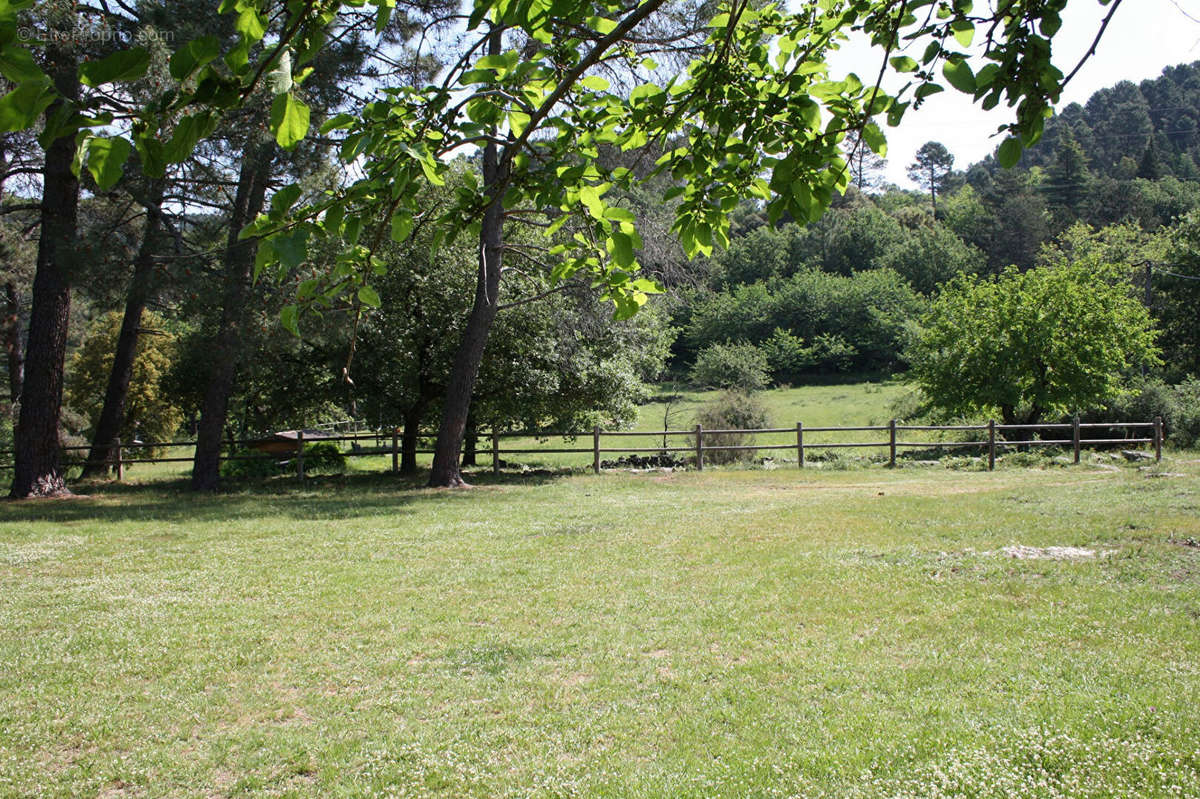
{"left": 303, "top": 442, "right": 347, "bottom": 472}
{"left": 690, "top": 342, "right": 770, "bottom": 391}
{"left": 691, "top": 391, "right": 770, "bottom": 465}
{"left": 1168, "top": 378, "right": 1200, "bottom": 448}
{"left": 219, "top": 441, "right": 347, "bottom": 479}
{"left": 1082, "top": 378, "right": 1200, "bottom": 449}
{"left": 220, "top": 448, "right": 284, "bottom": 479}
{"left": 762, "top": 328, "right": 816, "bottom": 383}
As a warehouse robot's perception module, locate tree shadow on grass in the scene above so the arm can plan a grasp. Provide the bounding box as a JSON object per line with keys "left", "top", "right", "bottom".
{"left": 0, "top": 467, "right": 581, "bottom": 528}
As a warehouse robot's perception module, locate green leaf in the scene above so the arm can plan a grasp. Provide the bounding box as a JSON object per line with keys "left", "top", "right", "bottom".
{"left": 889, "top": 55, "right": 918, "bottom": 73}
{"left": 79, "top": 47, "right": 149, "bottom": 87}
{"left": 390, "top": 213, "right": 413, "bottom": 243}
{"left": 164, "top": 112, "right": 217, "bottom": 164}
{"left": 84, "top": 136, "right": 132, "bottom": 190}
{"left": 950, "top": 19, "right": 974, "bottom": 48}
{"left": 281, "top": 304, "right": 300, "bottom": 337}
{"left": 579, "top": 186, "right": 605, "bottom": 219}
{"left": 915, "top": 82, "right": 945, "bottom": 100}
{"left": 860, "top": 123, "right": 887, "bottom": 156}
{"left": 273, "top": 227, "right": 310, "bottom": 270}
{"left": 0, "top": 79, "right": 53, "bottom": 133}
{"left": 270, "top": 184, "right": 303, "bottom": 216}
{"left": 357, "top": 285, "right": 381, "bottom": 308}
{"left": 602, "top": 207, "right": 636, "bottom": 223}
{"left": 0, "top": 45, "right": 45, "bottom": 83}
{"left": 609, "top": 231, "right": 634, "bottom": 267}
{"left": 236, "top": 7, "right": 267, "bottom": 42}
{"left": 580, "top": 75, "right": 610, "bottom": 91}
{"left": 169, "top": 35, "right": 221, "bottom": 81}
{"left": 319, "top": 113, "right": 356, "bottom": 133}
{"left": 508, "top": 110, "right": 530, "bottom": 137}
{"left": 942, "top": 59, "right": 976, "bottom": 93}
{"left": 270, "top": 93, "right": 310, "bottom": 150}
{"left": 996, "top": 135, "right": 1023, "bottom": 168}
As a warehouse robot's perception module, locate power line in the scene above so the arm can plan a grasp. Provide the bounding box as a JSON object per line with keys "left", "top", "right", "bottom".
{"left": 1152, "top": 265, "right": 1200, "bottom": 281}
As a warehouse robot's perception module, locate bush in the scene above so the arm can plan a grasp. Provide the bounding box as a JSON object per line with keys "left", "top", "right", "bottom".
{"left": 303, "top": 442, "right": 347, "bottom": 472}
{"left": 762, "top": 328, "right": 816, "bottom": 383}
{"left": 219, "top": 441, "right": 347, "bottom": 479}
{"left": 220, "top": 448, "right": 285, "bottom": 479}
{"left": 691, "top": 391, "right": 770, "bottom": 465}
{"left": 1168, "top": 379, "right": 1200, "bottom": 448}
{"left": 690, "top": 342, "right": 770, "bottom": 391}
{"left": 1081, "top": 377, "right": 1200, "bottom": 449}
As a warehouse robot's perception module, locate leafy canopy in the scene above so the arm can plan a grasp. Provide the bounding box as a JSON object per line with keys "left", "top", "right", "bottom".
{"left": 0, "top": 0, "right": 1098, "bottom": 321}
{"left": 907, "top": 260, "right": 1161, "bottom": 425}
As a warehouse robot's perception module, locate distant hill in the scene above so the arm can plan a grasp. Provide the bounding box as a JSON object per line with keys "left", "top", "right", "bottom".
{"left": 1018, "top": 61, "right": 1200, "bottom": 180}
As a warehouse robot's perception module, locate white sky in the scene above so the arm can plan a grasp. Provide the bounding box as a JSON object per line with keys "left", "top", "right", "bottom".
{"left": 830, "top": 0, "right": 1200, "bottom": 188}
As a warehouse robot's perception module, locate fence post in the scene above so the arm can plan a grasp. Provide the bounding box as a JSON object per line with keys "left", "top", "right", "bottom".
{"left": 796, "top": 421, "right": 804, "bottom": 469}
{"left": 114, "top": 436, "right": 124, "bottom": 481}
{"left": 1072, "top": 415, "right": 1081, "bottom": 464}
{"left": 593, "top": 425, "right": 601, "bottom": 474}
{"left": 1154, "top": 416, "right": 1163, "bottom": 462}
{"left": 296, "top": 430, "right": 305, "bottom": 480}
{"left": 695, "top": 424, "right": 704, "bottom": 471}
{"left": 492, "top": 430, "right": 500, "bottom": 475}
{"left": 888, "top": 419, "right": 897, "bottom": 468}
{"left": 392, "top": 427, "right": 399, "bottom": 473}
{"left": 987, "top": 419, "right": 996, "bottom": 471}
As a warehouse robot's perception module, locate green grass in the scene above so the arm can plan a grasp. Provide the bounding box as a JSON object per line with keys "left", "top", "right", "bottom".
{"left": 2, "top": 456, "right": 1199, "bottom": 797}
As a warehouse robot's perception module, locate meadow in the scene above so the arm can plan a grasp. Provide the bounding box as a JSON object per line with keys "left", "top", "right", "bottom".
{"left": 2, "top": 443, "right": 1199, "bottom": 796}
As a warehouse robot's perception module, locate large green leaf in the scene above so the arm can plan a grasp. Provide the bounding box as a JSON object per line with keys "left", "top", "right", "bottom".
{"left": 84, "top": 136, "right": 132, "bottom": 190}
{"left": 0, "top": 79, "right": 53, "bottom": 133}
{"left": 0, "top": 44, "right": 44, "bottom": 83}
{"left": 996, "top": 136, "right": 1023, "bottom": 168}
{"left": 78, "top": 47, "right": 149, "bottom": 87}
{"left": 942, "top": 58, "right": 976, "bottom": 94}
{"left": 270, "top": 93, "right": 311, "bottom": 150}
{"left": 170, "top": 36, "right": 221, "bottom": 80}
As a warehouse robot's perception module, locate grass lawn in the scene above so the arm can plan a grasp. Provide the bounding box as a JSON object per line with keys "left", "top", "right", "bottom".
{"left": 2, "top": 456, "right": 1199, "bottom": 797}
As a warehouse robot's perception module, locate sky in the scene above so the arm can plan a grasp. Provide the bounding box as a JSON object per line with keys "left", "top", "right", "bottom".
{"left": 830, "top": 0, "right": 1200, "bottom": 188}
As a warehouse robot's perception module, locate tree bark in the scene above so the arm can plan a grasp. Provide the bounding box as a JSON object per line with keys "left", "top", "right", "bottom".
{"left": 462, "top": 421, "right": 478, "bottom": 468}
{"left": 82, "top": 180, "right": 166, "bottom": 478}
{"left": 190, "top": 142, "right": 272, "bottom": 491}
{"left": 3, "top": 281, "right": 22, "bottom": 411}
{"left": 427, "top": 141, "right": 506, "bottom": 488}
{"left": 400, "top": 400, "right": 426, "bottom": 475}
{"left": 9, "top": 55, "right": 80, "bottom": 499}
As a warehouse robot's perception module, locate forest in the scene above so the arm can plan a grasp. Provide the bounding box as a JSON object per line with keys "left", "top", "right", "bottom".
{"left": 1, "top": 0, "right": 1198, "bottom": 493}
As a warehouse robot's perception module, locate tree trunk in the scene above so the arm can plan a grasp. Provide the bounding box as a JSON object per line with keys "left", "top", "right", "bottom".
{"left": 400, "top": 401, "right": 426, "bottom": 475}
{"left": 190, "top": 143, "right": 272, "bottom": 491}
{"left": 3, "top": 281, "right": 22, "bottom": 411}
{"left": 9, "top": 59, "right": 80, "bottom": 499}
{"left": 427, "top": 141, "right": 506, "bottom": 488}
{"left": 462, "top": 421, "right": 478, "bottom": 468}
{"left": 82, "top": 180, "right": 166, "bottom": 478}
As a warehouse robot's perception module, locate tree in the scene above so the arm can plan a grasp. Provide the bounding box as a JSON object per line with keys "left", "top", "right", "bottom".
{"left": 1159, "top": 211, "right": 1200, "bottom": 380}
{"left": 907, "top": 142, "right": 955, "bottom": 213}
{"left": 353, "top": 196, "right": 673, "bottom": 472}
{"left": 0, "top": 0, "right": 1114, "bottom": 490}
{"left": 1042, "top": 127, "right": 1092, "bottom": 225}
{"left": 908, "top": 262, "right": 1161, "bottom": 427}
{"left": 65, "top": 312, "right": 183, "bottom": 459}
{"left": 844, "top": 130, "right": 888, "bottom": 193}
{"left": 689, "top": 342, "right": 769, "bottom": 391}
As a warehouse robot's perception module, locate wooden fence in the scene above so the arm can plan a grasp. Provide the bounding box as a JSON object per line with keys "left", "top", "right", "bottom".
{"left": 0, "top": 417, "right": 1164, "bottom": 479}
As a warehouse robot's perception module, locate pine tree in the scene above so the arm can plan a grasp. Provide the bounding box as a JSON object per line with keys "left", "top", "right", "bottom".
{"left": 1043, "top": 127, "right": 1092, "bottom": 224}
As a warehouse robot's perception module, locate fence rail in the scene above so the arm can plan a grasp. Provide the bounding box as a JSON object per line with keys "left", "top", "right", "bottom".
{"left": 0, "top": 416, "right": 1165, "bottom": 479}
